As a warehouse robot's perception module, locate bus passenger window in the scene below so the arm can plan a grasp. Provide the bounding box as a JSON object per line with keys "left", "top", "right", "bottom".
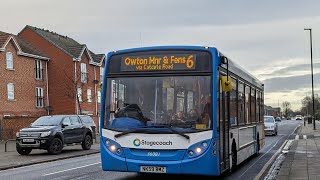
{"left": 245, "top": 85, "right": 250, "bottom": 124}
{"left": 238, "top": 81, "right": 245, "bottom": 125}
{"left": 230, "top": 78, "right": 237, "bottom": 126}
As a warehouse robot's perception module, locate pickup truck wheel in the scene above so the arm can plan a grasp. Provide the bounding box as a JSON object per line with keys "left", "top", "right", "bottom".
{"left": 47, "top": 138, "right": 63, "bottom": 155}
{"left": 82, "top": 134, "right": 92, "bottom": 150}
{"left": 16, "top": 144, "right": 32, "bottom": 155}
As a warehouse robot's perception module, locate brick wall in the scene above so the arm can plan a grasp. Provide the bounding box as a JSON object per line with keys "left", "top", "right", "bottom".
{"left": 0, "top": 116, "right": 38, "bottom": 140}
{"left": 76, "top": 52, "right": 98, "bottom": 115}
{"left": 19, "top": 27, "right": 76, "bottom": 115}
{"left": 0, "top": 40, "right": 48, "bottom": 117}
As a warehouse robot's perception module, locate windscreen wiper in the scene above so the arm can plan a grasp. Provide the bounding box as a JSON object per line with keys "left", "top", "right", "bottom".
{"left": 151, "top": 124, "right": 190, "bottom": 140}
{"left": 114, "top": 127, "right": 149, "bottom": 138}
{"left": 114, "top": 125, "right": 190, "bottom": 140}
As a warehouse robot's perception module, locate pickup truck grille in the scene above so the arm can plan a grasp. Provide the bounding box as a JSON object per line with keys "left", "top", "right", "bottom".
{"left": 20, "top": 132, "right": 41, "bottom": 138}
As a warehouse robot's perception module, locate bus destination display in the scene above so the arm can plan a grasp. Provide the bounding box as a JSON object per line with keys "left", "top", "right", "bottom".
{"left": 121, "top": 54, "right": 196, "bottom": 71}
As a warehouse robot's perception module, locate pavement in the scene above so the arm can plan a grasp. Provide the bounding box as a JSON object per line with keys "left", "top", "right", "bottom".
{"left": 0, "top": 138, "right": 100, "bottom": 171}
{"left": 275, "top": 120, "right": 320, "bottom": 180}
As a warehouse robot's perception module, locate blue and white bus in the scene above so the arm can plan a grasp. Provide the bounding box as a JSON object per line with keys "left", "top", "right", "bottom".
{"left": 100, "top": 46, "right": 264, "bottom": 176}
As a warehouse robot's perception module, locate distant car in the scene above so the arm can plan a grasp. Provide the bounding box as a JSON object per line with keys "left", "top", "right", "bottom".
{"left": 295, "top": 115, "right": 303, "bottom": 120}
{"left": 275, "top": 117, "right": 281, "bottom": 122}
{"left": 264, "top": 116, "right": 278, "bottom": 136}
{"left": 16, "top": 115, "right": 95, "bottom": 155}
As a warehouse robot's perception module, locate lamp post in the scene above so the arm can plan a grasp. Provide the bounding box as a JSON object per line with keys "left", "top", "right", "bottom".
{"left": 304, "top": 28, "right": 316, "bottom": 130}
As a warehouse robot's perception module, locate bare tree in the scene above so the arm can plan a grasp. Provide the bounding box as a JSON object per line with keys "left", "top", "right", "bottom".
{"left": 282, "top": 101, "right": 291, "bottom": 117}
{"left": 301, "top": 94, "right": 320, "bottom": 118}
{"left": 63, "top": 70, "right": 97, "bottom": 115}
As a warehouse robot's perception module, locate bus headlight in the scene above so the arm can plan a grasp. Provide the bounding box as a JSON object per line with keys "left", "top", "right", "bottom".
{"left": 104, "top": 138, "right": 125, "bottom": 157}
{"left": 184, "top": 140, "right": 211, "bottom": 159}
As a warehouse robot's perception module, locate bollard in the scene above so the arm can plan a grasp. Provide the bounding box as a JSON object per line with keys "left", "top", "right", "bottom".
{"left": 5, "top": 139, "right": 15, "bottom": 152}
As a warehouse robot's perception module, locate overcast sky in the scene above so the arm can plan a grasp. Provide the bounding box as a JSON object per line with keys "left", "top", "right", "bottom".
{"left": 2, "top": 0, "right": 320, "bottom": 110}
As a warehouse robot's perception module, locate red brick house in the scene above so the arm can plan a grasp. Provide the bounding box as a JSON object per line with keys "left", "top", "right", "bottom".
{"left": 0, "top": 31, "right": 50, "bottom": 139}
{"left": 18, "top": 25, "right": 105, "bottom": 129}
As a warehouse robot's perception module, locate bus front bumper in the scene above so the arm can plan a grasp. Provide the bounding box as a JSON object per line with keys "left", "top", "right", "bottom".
{"left": 100, "top": 143, "right": 220, "bottom": 176}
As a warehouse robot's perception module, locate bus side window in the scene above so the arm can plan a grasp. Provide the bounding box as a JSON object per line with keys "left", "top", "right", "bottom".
{"left": 238, "top": 81, "right": 245, "bottom": 125}
{"left": 230, "top": 77, "right": 237, "bottom": 126}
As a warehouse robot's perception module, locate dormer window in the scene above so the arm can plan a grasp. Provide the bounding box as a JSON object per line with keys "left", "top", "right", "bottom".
{"left": 6, "top": 52, "right": 13, "bottom": 69}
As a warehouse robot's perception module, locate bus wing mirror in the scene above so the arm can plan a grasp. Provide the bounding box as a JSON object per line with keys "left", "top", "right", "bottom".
{"left": 221, "top": 76, "right": 232, "bottom": 92}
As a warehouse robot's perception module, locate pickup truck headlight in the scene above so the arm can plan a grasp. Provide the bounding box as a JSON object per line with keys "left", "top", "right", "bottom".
{"left": 40, "top": 131, "right": 51, "bottom": 137}
{"left": 16, "top": 132, "right": 20, "bottom": 137}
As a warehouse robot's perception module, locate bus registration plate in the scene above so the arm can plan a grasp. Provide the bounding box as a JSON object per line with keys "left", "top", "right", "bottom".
{"left": 140, "top": 166, "right": 166, "bottom": 173}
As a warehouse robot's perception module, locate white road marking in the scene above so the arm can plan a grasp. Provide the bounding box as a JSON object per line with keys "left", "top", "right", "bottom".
{"left": 42, "top": 162, "right": 101, "bottom": 176}
{"left": 254, "top": 123, "right": 300, "bottom": 180}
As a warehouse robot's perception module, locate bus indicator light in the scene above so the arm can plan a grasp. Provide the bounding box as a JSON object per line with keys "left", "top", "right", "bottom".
{"left": 188, "top": 151, "right": 194, "bottom": 156}
{"left": 106, "top": 140, "right": 110, "bottom": 145}
{"left": 202, "top": 142, "right": 208, "bottom": 148}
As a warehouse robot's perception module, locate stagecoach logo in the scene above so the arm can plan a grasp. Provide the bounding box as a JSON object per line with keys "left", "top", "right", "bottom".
{"left": 133, "top": 138, "right": 173, "bottom": 147}
{"left": 133, "top": 138, "right": 141, "bottom": 146}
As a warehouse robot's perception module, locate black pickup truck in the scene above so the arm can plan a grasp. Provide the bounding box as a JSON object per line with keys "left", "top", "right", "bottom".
{"left": 16, "top": 115, "right": 96, "bottom": 155}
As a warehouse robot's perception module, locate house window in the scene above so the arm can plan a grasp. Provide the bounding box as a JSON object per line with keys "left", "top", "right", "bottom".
{"left": 6, "top": 52, "right": 13, "bottom": 69}
{"left": 77, "top": 88, "right": 82, "bottom": 102}
{"left": 87, "top": 89, "right": 92, "bottom": 102}
{"left": 100, "top": 67, "right": 104, "bottom": 81}
{"left": 97, "top": 91, "right": 101, "bottom": 103}
{"left": 7, "top": 83, "right": 14, "bottom": 100}
{"left": 35, "top": 60, "right": 43, "bottom": 80}
{"left": 81, "top": 63, "right": 87, "bottom": 83}
{"left": 36, "top": 87, "right": 44, "bottom": 107}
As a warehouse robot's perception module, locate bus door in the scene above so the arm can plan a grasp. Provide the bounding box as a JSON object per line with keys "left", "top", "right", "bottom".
{"left": 219, "top": 74, "right": 230, "bottom": 172}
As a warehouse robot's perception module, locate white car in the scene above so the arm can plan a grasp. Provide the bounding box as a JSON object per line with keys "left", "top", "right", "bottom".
{"left": 295, "top": 115, "right": 303, "bottom": 120}
{"left": 264, "top": 116, "right": 278, "bottom": 136}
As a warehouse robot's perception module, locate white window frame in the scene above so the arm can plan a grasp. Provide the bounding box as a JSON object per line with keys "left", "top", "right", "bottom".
{"left": 87, "top": 89, "right": 92, "bottom": 102}
{"left": 6, "top": 52, "right": 13, "bottom": 69}
{"left": 7, "top": 83, "right": 14, "bottom": 100}
{"left": 100, "top": 67, "right": 104, "bottom": 81}
{"left": 77, "top": 87, "right": 82, "bottom": 102}
{"left": 36, "top": 87, "right": 44, "bottom": 107}
{"left": 35, "top": 60, "right": 43, "bottom": 80}
{"left": 97, "top": 90, "right": 101, "bottom": 103}
{"left": 81, "top": 63, "right": 87, "bottom": 83}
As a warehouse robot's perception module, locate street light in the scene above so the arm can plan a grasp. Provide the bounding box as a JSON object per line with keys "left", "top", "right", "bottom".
{"left": 304, "top": 28, "right": 316, "bottom": 130}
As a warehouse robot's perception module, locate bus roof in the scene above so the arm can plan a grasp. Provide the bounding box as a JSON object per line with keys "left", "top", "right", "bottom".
{"left": 108, "top": 46, "right": 216, "bottom": 55}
